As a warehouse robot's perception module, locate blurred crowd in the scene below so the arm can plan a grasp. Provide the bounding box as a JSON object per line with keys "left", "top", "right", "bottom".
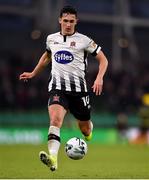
{"left": 103, "top": 65, "right": 149, "bottom": 114}
{"left": 0, "top": 51, "right": 149, "bottom": 114}
{"left": 0, "top": 52, "right": 49, "bottom": 111}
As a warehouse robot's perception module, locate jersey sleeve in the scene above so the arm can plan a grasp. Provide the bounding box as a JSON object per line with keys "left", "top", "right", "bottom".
{"left": 46, "top": 35, "right": 51, "bottom": 53}
{"left": 85, "top": 37, "right": 101, "bottom": 56}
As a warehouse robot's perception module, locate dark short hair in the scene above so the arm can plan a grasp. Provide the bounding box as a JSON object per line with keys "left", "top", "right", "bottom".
{"left": 60, "top": 6, "right": 77, "bottom": 18}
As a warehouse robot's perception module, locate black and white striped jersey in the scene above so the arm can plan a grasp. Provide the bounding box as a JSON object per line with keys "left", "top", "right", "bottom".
{"left": 46, "top": 32, "right": 101, "bottom": 92}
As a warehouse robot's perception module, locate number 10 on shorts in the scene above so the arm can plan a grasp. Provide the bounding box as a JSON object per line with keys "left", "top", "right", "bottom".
{"left": 82, "top": 96, "right": 90, "bottom": 106}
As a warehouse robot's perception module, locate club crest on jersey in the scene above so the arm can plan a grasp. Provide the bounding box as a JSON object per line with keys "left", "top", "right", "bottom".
{"left": 70, "top": 41, "right": 76, "bottom": 47}
{"left": 54, "top": 50, "right": 74, "bottom": 64}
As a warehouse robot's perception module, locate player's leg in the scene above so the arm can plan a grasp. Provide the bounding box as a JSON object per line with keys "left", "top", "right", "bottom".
{"left": 39, "top": 90, "right": 67, "bottom": 171}
{"left": 77, "top": 120, "right": 93, "bottom": 141}
{"left": 39, "top": 104, "right": 67, "bottom": 171}
{"left": 69, "top": 93, "right": 93, "bottom": 141}
{"left": 48, "top": 104, "right": 67, "bottom": 156}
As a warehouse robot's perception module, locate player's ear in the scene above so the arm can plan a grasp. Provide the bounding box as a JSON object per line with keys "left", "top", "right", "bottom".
{"left": 76, "top": 18, "right": 79, "bottom": 25}
{"left": 59, "top": 17, "right": 62, "bottom": 24}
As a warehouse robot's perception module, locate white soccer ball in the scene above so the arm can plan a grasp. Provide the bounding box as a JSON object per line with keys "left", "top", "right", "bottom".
{"left": 65, "top": 137, "right": 88, "bottom": 160}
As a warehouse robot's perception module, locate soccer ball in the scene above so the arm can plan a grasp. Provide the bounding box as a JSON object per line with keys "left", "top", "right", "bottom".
{"left": 65, "top": 137, "right": 88, "bottom": 160}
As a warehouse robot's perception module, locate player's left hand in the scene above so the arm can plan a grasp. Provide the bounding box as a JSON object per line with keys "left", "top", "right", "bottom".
{"left": 92, "top": 78, "right": 103, "bottom": 95}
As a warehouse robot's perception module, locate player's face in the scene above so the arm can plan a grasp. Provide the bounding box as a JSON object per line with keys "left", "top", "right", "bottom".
{"left": 59, "top": 13, "right": 77, "bottom": 35}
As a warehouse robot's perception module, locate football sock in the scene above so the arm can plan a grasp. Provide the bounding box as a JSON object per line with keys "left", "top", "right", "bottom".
{"left": 48, "top": 126, "right": 60, "bottom": 156}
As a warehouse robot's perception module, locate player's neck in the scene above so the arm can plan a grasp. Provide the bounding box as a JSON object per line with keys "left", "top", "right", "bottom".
{"left": 60, "top": 31, "right": 76, "bottom": 36}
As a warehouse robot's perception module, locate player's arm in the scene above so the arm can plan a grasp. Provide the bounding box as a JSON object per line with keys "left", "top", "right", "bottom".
{"left": 92, "top": 50, "right": 108, "bottom": 95}
{"left": 19, "top": 51, "right": 51, "bottom": 81}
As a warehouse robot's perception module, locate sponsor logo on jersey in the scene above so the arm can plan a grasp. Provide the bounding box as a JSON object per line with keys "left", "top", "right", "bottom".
{"left": 54, "top": 50, "right": 74, "bottom": 64}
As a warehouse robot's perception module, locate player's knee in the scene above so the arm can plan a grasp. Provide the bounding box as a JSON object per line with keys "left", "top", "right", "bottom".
{"left": 49, "top": 112, "right": 63, "bottom": 127}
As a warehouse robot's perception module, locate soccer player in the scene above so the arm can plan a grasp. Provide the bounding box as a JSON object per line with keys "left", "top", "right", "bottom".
{"left": 19, "top": 6, "right": 108, "bottom": 171}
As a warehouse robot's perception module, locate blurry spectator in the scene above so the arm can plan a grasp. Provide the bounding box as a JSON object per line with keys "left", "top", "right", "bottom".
{"left": 116, "top": 112, "right": 128, "bottom": 143}
{"left": 131, "top": 93, "right": 149, "bottom": 144}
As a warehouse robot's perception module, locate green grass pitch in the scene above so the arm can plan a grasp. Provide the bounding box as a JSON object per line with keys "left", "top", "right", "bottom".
{"left": 0, "top": 143, "right": 149, "bottom": 179}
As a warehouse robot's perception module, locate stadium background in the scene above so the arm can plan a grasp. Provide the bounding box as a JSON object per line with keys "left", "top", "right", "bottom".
{"left": 0, "top": 0, "right": 149, "bottom": 144}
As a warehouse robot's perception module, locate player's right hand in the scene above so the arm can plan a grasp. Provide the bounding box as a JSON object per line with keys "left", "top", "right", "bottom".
{"left": 19, "top": 72, "right": 34, "bottom": 82}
